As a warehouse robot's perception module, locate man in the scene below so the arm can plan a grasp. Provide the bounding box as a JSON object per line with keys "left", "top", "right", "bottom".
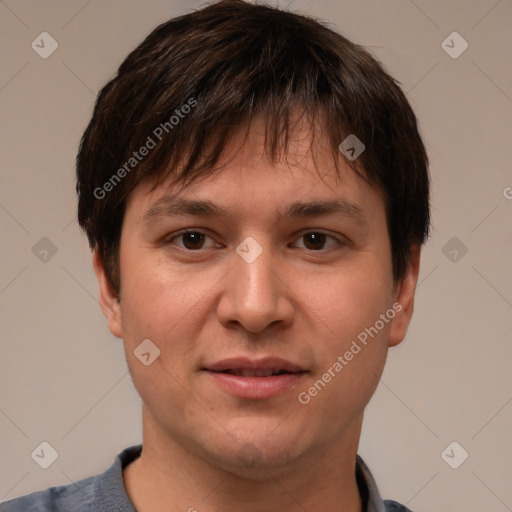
{"left": 1, "top": 0, "right": 430, "bottom": 510}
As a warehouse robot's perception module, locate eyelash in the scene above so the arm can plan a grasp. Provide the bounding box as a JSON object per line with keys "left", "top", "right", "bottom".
{"left": 164, "top": 229, "right": 345, "bottom": 252}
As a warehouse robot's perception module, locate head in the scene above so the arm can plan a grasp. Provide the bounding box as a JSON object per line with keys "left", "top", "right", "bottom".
{"left": 77, "top": 0, "right": 430, "bottom": 476}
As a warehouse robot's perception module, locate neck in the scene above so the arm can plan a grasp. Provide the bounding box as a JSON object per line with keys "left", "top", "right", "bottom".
{"left": 123, "top": 408, "right": 364, "bottom": 512}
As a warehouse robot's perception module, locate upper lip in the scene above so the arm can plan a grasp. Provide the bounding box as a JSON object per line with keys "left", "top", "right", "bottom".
{"left": 204, "top": 357, "right": 305, "bottom": 373}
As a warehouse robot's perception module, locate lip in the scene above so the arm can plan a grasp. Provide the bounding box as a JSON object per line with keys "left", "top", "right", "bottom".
{"left": 204, "top": 357, "right": 304, "bottom": 373}
{"left": 203, "top": 357, "right": 307, "bottom": 399}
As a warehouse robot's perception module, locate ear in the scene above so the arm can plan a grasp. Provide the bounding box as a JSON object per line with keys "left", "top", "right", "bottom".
{"left": 388, "top": 244, "right": 421, "bottom": 348}
{"left": 92, "top": 248, "right": 123, "bottom": 339}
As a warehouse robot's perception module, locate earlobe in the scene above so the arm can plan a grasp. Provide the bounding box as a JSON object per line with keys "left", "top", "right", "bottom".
{"left": 92, "top": 248, "right": 123, "bottom": 339}
{"left": 388, "top": 245, "right": 421, "bottom": 347}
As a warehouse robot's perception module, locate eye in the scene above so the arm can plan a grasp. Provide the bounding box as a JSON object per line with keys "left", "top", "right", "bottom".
{"left": 165, "top": 230, "right": 220, "bottom": 250}
{"left": 164, "top": 229, "right": 343, "bottom": 252}
{"left": 291, "top": 231, "right": 341, "bottom": 251}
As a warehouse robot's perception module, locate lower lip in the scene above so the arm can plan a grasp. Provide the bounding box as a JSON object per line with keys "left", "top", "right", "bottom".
{"left": 205, "top": 371, "right": 307, "bottom": 399}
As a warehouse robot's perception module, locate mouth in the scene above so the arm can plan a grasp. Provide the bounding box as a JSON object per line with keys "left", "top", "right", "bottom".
{"left": 202, "top": 357, "right": 308, "bottom": 399}
{"left": 203, "top": 356, "right": 305, "bottom": 374}
{"left": 210, "top": 368, "right": 302, "bottom": 377}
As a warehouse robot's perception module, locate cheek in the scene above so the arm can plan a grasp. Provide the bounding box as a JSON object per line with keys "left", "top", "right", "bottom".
{"left": 306, "top": 312, "right": 391, "bottom": 428}
{"left": 116, "top": 251, "right": 220, "bottom": 410}
{"left": 301, "top": 264, "right": 393, "bottom": 342}
{"left": 296, "top": 257, "right": 394, "bottom": 400}
{"left": 118, "top": 250, "right": 203, "bottom": 340}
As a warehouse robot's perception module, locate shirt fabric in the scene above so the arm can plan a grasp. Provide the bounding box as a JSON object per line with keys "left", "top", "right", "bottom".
{"left": 0, "top": 445, "right": 413, "bottom": 511}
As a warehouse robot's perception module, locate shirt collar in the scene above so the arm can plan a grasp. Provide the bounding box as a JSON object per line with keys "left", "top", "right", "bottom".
{"left": 356, "top": 454, "right": 388, "bottom": 512}
{"left": 103, "top": 446, "right": 389, "bottom": 512}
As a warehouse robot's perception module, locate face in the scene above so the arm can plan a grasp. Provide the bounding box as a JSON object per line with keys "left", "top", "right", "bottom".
{"left": 94, "top": 120, "right": 419, "bottom": 476}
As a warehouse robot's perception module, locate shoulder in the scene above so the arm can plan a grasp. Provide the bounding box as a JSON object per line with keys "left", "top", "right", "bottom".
{"left": 384, "top": 499, "right": 415, "bottom": 511}
{"left": 1, "top": 444, "right": 141, "bottom": 512}
{"left": 0, "top": 475, "right": 95, "bottom": 512}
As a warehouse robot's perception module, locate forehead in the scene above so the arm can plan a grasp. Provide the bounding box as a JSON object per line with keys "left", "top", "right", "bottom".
{"left": 124, "top": 118, "right": 384, "bottom": 225}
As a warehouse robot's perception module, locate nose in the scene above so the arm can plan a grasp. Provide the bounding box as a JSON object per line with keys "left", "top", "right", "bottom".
{"left": 216, "top": 240, "right": 295, "bottom": 334}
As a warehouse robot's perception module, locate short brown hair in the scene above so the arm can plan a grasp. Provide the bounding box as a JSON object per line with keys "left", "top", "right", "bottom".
{"left": 77, "top": 0, "right": 430, "bottom": 297}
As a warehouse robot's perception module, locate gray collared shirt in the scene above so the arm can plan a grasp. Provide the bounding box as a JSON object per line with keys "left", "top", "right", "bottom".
{"left": 0, "top": 445, "right": 413, "bottom": 511}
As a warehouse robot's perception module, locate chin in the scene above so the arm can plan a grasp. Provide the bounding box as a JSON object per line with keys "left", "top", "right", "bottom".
{"left": 205, "top": 425, "right": 306, "bottom": 475}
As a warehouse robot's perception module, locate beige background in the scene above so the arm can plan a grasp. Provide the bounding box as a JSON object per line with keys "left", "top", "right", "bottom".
{"left": 1, "top": 1, "right": 511, "bottom": 510}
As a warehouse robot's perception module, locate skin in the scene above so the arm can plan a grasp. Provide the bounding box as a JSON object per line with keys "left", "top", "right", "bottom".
{"left": 93, "top": 119, "right": 420, "bottom": 512}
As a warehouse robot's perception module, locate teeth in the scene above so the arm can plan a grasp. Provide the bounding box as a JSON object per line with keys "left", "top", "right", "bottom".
{"left": 227, "top": 369, "right": 282, "bottom": 377}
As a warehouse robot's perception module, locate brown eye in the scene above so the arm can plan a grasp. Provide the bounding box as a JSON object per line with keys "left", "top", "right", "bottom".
{"left": 166, "top": 230, "right": 217, "bottom": 250}
{"left": 181, "top": 232, "right": 206, "bottom": 250}
{"left": 302, "top": 233, "right": 327, "bottom": 250}
{"left": 293, "top": 232, "right": 339, "bottom": 251}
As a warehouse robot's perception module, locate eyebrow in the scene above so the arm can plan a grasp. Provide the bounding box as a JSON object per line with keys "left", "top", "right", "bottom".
{"left": 142, "top": 195, "right": 368, "bottom": 226}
